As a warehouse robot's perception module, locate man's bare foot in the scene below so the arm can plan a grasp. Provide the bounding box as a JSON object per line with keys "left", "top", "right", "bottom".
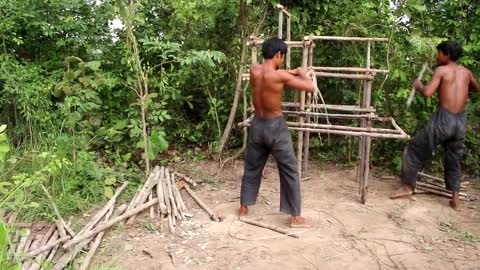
{"left": 239, "top": 205, "right": 248, "bottom": 216}
{"left": 390, "top": 184, "right": 414, "bottom": 199}
{"left": 290, "top": 216, "right": 313, "bottom": 228}
{"left": 449, "top": 192, "right": 460, "bottom": 210}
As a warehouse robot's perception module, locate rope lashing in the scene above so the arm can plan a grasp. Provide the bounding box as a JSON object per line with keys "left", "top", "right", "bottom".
{"left": 307, "top": 68, "right": 331, "bottom": 125}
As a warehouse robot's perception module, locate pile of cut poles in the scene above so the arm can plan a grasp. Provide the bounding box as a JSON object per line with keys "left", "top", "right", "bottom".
{"left": 5, "top": 166, "right": 218, "bottom": 270}
{"left": 416, "top": 172, "right": 477, "bottom": 201}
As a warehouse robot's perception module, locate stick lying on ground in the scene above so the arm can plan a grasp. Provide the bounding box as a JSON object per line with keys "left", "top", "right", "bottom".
{"left": 41, "top": 185, "right": 75, "bottom": 237}
{"left": 63, "top": 198, "right": 159, "bottom": 249}
{"left": 238, "top": 217, "right": 299, "bottom": 238}
{"left": 179, "top": 181, "right": 219, "bottom": 221}
{"left": 174, "top": 171, "right": 198, "bottom": 187}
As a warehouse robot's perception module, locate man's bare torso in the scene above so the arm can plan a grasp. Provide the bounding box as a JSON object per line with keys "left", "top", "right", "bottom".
{"left": 437, "top": 64, "right": 471, "bottom": 113}
{"left": 250, "top": 63, "right": 285, "bottom": 119}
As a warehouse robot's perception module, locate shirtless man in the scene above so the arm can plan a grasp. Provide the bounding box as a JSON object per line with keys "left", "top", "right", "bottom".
{"left": 239, "top": 37, "right": 315, "bottom": 227}
{"left": 391, "top": 41, "right": 480, "bottom": 209}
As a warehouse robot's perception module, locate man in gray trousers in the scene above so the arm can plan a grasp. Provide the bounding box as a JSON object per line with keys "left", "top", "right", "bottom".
{"left": 239, "top": 37, "right": 314, "bottom": 227}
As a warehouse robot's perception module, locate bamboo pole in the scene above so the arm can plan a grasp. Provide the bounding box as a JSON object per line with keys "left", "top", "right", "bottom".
{"left": 416, "top": 186, "right": 469, "bottom": 201}
{"left": 416, "top": 182, "right": 469, "bottom": 198}
{"left": 45, "top": 230, "right": 60, "bottom": 265}
{"left": 286, "top": 121, "right": 401, "bottom": 134}
{"left": 251, "top": 45, "right": 258, "bottom": 65}
{"left": 235, "top": 125, "right": 409, "bottom": 139}
{"left": 183, "top": 184, "right": 218, "bottom": 221}
{"left": 162, "top": 169, "right": 174, "bottom": 232}
{"left": 278, "top": 8, "right": 283, "bottom": 39}
{"left": 22, "top": 236, "right": 71, "bottom": 259}
{"left": 127, "top": 167, "right": 160, "bottom": 224}
{"left": 276, "top": 4, "right": 294, "bottom": 18}
{"left": 251, "top": 39, "right": 305, "bottom": 47}
{"left": 312, "top": 66, "right": 389, "bottom": 73}
{"left": 40, "top": 185, "right": 75, "bottom": 237}
{"left": 302, "top": 42, "right": 314, "bottom": 175}
{"left": 171, "top": 173, "right": 187, "bottom": 212}
{"left": 173, "top": 172, "right": 198, "bottom": 187}
{"left": 281, "top": 102, "right": 376, "bottom": 113}
{"left": 27, "top": 226, "right": 55, "bottom": 270}
{"left": 239, "top": 217, "right": 299, "bottom": 238}
{"left": 78, "top": 203, "right": 116, "bottom": 270}
{"left": 166, "top": 171, "right": 180, "bottom": 222}
{"left": 306, "top": 36, "right": 388, "bottom": 42}
{"left": 79, "top": 182, "right": 128, "bottom": 236}
{"left": 282, "top": 110, "right": 377, "bottom": 120}
{"left": 360, "top": 41, "right": 373, "bottom": 204}
{"left": 54, "top": 204, "right": 115, "bottom": 270}
{"left": 45, "top": 229, "right": 60, "bottom": 263}
{"left": 286, "top": 16, "right": 291, "bottom": 69}
{"left": 407, "top": 63, "right": 428, "bottom": 107}
{"left": 16, "top": 229, "right": 31, "bottom": 255}
{"left": 62, "top": 199, "right": 159, "bottom": 249}
{"left": 157, "top": 167, "right": 167, "bottom": 215}
{"left": 297, "top": 42, "right": 309, "bottom": 178}
{"left": 315, "top": 72, "right": 374, "bottom": 80}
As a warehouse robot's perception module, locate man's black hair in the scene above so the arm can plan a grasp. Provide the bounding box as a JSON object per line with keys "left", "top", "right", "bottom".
{"left": 262, "top": 37, "right": 288, "bottom": 59}
{"left": 437, "top": 41, "right": 462, "bottom": 62}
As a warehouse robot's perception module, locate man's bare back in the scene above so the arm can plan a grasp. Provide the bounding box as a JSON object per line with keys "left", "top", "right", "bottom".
{"left": 250, "top": 63, "right": 314, "bottom": 119}
{"left": 392, "top": 40, "right": 479, "bottom": 209}
{"left": 417, "top": 64, "right": 479, "bottom": 113}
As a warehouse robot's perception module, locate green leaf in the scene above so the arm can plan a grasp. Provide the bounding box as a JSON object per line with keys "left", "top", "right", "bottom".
{"left": 0, "top": 144, "right": 10, "bottom": 153}
{"left": 28, "top": 202, "right": 40, "bottom": 208}
{"left": 0, "top": 125, "right": 6, "bottom": 133}
{"left": 104, "top": 186, "right": 114, "bottom": 199}
{"left": 104, "top": 177, "right": 116, "bottom": 186}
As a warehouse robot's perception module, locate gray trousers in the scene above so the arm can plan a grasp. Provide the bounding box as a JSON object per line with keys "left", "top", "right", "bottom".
{"left": 401, "top": 108, "right": 467, "bottom": 192}
{"left": 240, "top": 116, "right": 301, "bottom": 216}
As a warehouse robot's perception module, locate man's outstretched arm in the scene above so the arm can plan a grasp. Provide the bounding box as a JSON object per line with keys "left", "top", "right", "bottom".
{"left": 282, "top": 68, "right": 315, "bottom": 92}
{"left": 413, "top": 68, "right": 442, "bottom": 97}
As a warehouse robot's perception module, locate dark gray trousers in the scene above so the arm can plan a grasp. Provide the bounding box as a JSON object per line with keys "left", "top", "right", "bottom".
{"left": 240, "top": 115, "right": 301, "bottom": 216}
{"left": 401, "top": 108, "right": 467, "bottom": 192}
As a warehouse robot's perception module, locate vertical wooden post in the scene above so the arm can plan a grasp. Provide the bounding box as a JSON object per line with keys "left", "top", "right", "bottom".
{"left": 242, "top": 82, "right": 248, "bottom": 148}
{"left": 278, "top": 10, "right": 283, "bottom": 39}
{"left": 286, "top": 17, "right": 291, "bottom": 69}
{"left": 252, "top": 44, "right": 258, "bottom": 65}
{"left": 360, "top": 41, "right": 372, "bottom": 204}
{"left": 297, "top": 42, "right": 309, "bottom": 178}
{"left": 302, "top": 43, "right": 314, "bottom": 175}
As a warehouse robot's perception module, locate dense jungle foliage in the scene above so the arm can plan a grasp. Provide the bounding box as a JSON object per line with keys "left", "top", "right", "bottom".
{"left": 0, "top": 2, "right": 479, "bottom": 265}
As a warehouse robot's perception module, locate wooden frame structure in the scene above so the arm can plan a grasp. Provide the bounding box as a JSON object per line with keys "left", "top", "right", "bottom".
{"left": 235, "top": 5, "right": 410, "bottom": 204}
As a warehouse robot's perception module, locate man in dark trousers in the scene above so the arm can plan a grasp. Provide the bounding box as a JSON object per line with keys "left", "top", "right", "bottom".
{"left": 239, "top": 37, "right": 314, "bottom": 227}
{"left": 391, "top": 41, "right": 479, "bottom": 209}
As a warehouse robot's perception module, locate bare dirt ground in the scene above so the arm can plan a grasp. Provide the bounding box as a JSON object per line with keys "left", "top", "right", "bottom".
{"left": 90, "top": 159, "right": 480, "bottom": 270}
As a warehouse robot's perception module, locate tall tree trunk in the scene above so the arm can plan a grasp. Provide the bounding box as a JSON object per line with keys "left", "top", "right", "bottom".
{"left": 217, "top": 0, "right": 249, "bottom": 156}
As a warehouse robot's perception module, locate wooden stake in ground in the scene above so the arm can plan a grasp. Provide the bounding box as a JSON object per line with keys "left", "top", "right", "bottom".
{"left": 41, "top": 185, "right": 75, "bottom": 237}
{"left": 238, "top": 217, "right": 299, "bottom": 238}
{"left": 181, "top": 181, "right": 219, "bottom": 221}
